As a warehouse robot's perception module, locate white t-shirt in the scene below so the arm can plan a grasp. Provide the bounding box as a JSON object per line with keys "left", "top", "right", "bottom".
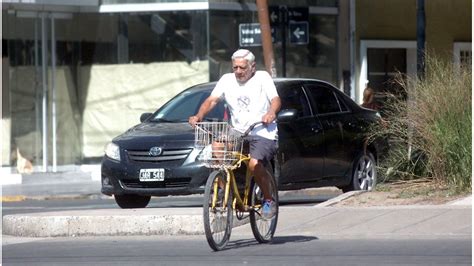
{"left": 211, "top": 71, "right": 279, "bottom": 140}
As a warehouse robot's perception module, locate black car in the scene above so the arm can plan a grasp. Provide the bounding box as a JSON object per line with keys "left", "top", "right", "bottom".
{"left": 101, "top": 78, "right": 385, "bottom": 208}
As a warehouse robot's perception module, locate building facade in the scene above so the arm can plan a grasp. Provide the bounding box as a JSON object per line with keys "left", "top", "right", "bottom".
{"left": 355, "top": 0, "right": 471, "bottom": 105}
{"left": 1, "top": 0, "right": 471, "bottom": 174}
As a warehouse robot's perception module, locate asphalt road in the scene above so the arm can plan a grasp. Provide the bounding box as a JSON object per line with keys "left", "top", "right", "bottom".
{"left": 3, "top": 235, "right": 471, "bottom": 265}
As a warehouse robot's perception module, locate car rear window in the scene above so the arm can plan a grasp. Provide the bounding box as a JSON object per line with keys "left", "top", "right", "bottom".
{"left": 278, "top": 83, "right": 312, "bottom": 117}
{"left": 304, "top": 84, "right": 341, "bottom": 114}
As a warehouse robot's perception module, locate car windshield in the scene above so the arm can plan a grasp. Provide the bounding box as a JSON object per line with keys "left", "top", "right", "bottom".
{"left": 149, "top": 87, "right": 227, "bottom": 122}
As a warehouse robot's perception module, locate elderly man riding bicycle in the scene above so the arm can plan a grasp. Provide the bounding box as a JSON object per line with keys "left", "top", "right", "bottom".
{"left": 189, "top": 49, "right": 281, "bottom": 219}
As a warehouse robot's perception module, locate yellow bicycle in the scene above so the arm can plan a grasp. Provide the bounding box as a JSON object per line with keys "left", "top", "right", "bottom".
{"left": 195, "top": 122, "right": 279, "bottom": 251}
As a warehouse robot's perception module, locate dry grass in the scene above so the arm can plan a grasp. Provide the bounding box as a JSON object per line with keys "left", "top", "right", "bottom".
{"left": 369, "top": 55, "right": 471, "bottom": 194}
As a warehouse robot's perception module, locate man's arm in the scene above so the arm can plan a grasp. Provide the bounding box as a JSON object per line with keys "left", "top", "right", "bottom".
{"left": 262, "top": 96, "right": 281, "bottom": 124}
{"left": 188, "top": 95, "right": 220, "bottom": 126}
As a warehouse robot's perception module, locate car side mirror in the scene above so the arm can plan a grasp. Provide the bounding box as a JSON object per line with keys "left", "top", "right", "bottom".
{"left": 277, "top": 109, "right": 297, "bottom": 123}
{"left": 140, "top": 112, "right": 153, "bottom": 123}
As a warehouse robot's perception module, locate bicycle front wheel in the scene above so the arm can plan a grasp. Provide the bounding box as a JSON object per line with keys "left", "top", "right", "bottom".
{"left": 249, "top": 171, "right": 279, "bottom": 243}
{"left": 203, "top": 170, "right": 233, "bottom": 251}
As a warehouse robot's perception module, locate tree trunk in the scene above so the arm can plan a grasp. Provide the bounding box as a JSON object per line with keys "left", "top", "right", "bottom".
{"left": 256, "top": 0, "right": 277, "bottom": 77}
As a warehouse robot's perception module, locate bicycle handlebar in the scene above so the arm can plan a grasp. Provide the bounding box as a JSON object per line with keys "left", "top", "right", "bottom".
{"left": 194, "top": 121, "right": 266, "bottom": 141}
{"left": 242, "top": 121, "right": 264, "bottom": 137}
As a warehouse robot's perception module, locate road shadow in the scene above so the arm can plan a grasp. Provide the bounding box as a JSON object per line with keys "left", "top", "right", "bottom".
{"left": 223, "top": 235, "right": 318, "bottom": 251}
{"left": 271, "top": 235, "right": 319, "bottom": 245}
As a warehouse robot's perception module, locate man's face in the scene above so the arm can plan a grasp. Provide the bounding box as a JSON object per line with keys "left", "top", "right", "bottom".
{"left": 232, "top": 58, "right": 255, "bottom": 84}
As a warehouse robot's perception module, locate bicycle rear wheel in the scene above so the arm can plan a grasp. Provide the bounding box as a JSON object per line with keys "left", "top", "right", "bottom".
{"left": 203, "top": 170, "right": 233, "bottom": 251}
{"left": 249, "top": 169, "right": 279, "bottom": 243}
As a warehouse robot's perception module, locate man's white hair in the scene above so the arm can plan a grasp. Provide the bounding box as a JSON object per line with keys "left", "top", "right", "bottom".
{"left": 231, "top": 49, "right": 255, "bottom": 64}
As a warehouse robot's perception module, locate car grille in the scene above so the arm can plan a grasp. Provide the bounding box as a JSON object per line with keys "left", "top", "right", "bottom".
{"left": 120, "top": 178, "right": 191, "bottom": 189}
{"left": 127, "top": 148, "right": 192, "bottom": 162}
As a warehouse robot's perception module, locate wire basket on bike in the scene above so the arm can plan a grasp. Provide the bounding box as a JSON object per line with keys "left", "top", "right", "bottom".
{"left": 195, "top": 122, "right": 244, "bottom": 169}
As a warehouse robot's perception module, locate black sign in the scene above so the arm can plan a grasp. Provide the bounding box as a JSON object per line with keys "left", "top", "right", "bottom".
{"left": 239, "top": 23, "right": 261, "bottom": 47}
{"left": 289, "top": 22, "right": 309, "bottom": 45}
{"left": 287, "top": 7, "right": 309, "bottom": 22}
{"left": 269, "top": 6, "right": 281, "bottom": 25}
{"left": 239, "top": 23, "right": 278, "bottom": 47}
{"left": 269, "top": 6, "right": 309, "bottom": 25}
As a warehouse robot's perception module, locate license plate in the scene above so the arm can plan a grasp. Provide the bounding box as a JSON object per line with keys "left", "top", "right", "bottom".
{"left": 139, "top": 168, "right": 165, "bottom": 182}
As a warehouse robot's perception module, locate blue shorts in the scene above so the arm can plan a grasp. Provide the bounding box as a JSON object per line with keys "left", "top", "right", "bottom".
{"left": 244, "top": 135, "right": 277, "bottom": 165}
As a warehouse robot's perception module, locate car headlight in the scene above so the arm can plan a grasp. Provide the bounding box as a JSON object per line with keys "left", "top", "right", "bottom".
{"left": 105, "top": 142, "right": 121, "bottom": 161}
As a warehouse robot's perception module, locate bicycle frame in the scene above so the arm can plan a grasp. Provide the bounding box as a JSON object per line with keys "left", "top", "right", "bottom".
{"left": 210, "top": 151, "right": 260, "bottom": 212}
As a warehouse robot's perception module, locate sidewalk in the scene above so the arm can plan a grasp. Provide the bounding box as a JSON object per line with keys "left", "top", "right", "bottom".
{"left": 2, "top": 168, "right": 102, "bottom": 201}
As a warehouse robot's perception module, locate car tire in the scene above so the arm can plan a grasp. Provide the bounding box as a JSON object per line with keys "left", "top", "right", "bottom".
{"left": 114, "top": 194, "right": 151, "bottom": 209}
{"left": 342, "top": 151, "right": 377, "bottom": 192}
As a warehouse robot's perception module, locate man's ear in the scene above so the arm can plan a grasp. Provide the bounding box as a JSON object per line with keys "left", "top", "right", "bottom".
{"left": 251, "top": 62, "right": 256, "bottom": 73}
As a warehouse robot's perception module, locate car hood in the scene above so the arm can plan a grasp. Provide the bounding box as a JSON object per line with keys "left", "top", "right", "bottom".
{"left": 113, "top": 122, "right": 195, "bottom": 150}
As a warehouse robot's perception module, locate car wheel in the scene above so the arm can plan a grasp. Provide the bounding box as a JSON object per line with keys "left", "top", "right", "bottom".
{"left": 114, "top": 194, "right": 151, "bottom": 209}
{"left": 343, "top": 152, "right": 377, "bottom": 192}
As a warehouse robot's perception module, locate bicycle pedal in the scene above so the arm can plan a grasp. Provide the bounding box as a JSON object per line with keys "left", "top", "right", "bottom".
{"left": 235, "top": 211, "right": 249, "bottom": 220}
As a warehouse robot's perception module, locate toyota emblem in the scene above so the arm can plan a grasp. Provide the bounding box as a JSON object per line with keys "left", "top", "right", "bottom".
{"left": 149, "top": 147, "right": 162, "bottom": 156}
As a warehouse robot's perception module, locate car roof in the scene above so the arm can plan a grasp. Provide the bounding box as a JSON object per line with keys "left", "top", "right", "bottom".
{"left": 184, "top": 78, "right": 361, "bottom": 112}
{"left": 189, "top": 78, "right": 334, "bottom": 91}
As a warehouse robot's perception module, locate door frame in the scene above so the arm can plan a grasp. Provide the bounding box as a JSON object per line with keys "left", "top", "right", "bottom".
{"left": 359, "top": 40, "right": 417, "bottom": 104}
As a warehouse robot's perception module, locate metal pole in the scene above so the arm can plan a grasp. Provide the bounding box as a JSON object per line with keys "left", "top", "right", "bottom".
{"left": 51, "top": 15, "right": 57, "bottom": 172}
{"left": 349, "top": 0, "right": 356, "bottom": 99}
{"left": 280, "top": 6, "right": 287, "bottom": 77}
{"left": 256, "top": 0, "right": 277, "bottom": 77}
{"left": 410, "top": 0, "right": 426, "bottom": 159}
{"left": 34, "top": 15, "right": 42, "bottom": 166}
{"left": 416, "top": 0, "right": 425, "bottom": 79}
{"left": 41, "top": 13, "right": 49, "bottom": 172}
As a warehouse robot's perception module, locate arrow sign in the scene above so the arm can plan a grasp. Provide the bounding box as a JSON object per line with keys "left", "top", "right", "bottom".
{"left": 289, "top": 22, "right": 308, "bottom": 45}
{"left": 269, "top": 6, "right": 308, "bottom": 25}
{"left": 270, "top": 11, "right": 278, "bottom": 24}
{"left": 293, "top": 27, "right": 305, "bottom": 39}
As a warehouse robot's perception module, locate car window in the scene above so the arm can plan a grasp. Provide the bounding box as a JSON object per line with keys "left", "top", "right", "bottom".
{"left": 335, "top": 93, "right": 349, "bottom": 112}
{"left": 304, "top": 84, "right": 341, "bottom": 114}
{"left": 152, "top": 88, "right": 225, "bottom": 122}
{"left": 277, "top": 83, "right": 312, "bottom": 117}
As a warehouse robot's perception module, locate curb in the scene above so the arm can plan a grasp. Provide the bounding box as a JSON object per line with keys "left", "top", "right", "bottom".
{"left": 2, "top": 208, "right": 249, "bottom": 237}
{"left": 448, "top": 195, "right": 472, "bottom": 206}
{"left": 315, "top": 190, "right": 366, "bottom": 207}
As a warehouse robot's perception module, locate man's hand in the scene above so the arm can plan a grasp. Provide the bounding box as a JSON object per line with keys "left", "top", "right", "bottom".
{"left": 189, "top": 96, "right": 219, "bottom": 127}
{"left": 262, "top": 111, "right": 276, "bottom": 125}
{"left": 262, "top": 96, "right": 281, "bottom": 125}
{"left": 188, "top": 115, "right": 202, "bottom": 127}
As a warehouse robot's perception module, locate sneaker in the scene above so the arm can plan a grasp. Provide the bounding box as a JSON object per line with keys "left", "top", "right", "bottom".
{"left": 262, "top": 199, "right": 276, "bottom": 219}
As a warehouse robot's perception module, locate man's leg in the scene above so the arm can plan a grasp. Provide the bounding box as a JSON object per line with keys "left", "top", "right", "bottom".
{"left": 249, "top": 157, "right": 276, "bottom": 218}
{"left": 249, "top": 158, "right": 272, "bottom": 200}
{"left": 247, "top": 135, "right": 276, "bottom": 200}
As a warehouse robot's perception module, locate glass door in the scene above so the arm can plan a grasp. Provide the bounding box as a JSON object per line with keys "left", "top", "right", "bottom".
{"left": 3, "top": 11, "right": 57, "bottom": 173}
